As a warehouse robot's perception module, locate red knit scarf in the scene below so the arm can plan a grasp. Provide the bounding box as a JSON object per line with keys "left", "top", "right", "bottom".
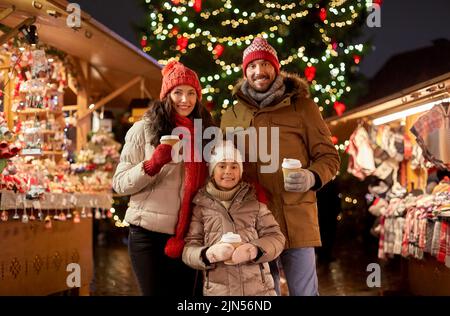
{"left": 164, "top": 113, "right": 208, "bottom": 258}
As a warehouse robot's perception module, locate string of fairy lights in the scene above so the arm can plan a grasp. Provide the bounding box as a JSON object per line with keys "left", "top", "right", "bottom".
{"left": 141, "top": 0, "right": 371, "bottom": 115}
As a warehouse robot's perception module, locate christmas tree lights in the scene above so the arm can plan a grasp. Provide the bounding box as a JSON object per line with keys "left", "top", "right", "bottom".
{"left": 139, "top": 0, "right": 374, "bottom": 118}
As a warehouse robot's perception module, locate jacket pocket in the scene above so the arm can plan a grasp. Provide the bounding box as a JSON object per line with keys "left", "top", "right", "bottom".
{"left": 282, "top": 190, "right": 316, "bottom": 206}
{"left": 271, "top": 116, "right": 301, "bottom": 128}
{"left": 259, "top": 263, "right": 266, "bottom": 284}
{"left": 205, "top": 270, "right": 210, "bottom": 289}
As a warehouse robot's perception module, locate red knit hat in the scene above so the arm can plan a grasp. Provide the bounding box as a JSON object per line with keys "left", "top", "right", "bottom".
{"left": 159, "top": 60, "right": 202, "bottom": 101}
{"left": 242, "top": 37, "right": 280, "bottom": 76}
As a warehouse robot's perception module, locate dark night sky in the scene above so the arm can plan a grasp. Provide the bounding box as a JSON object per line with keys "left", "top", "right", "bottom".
{"left": 77, "top": 0, "right": 450, "bottom": 78}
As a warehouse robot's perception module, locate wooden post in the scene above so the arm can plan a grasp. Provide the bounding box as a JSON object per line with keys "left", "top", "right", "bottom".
{"left": 2, "top": 57, "right": 14, "bottom": 130}
{"left": 74, "top": 58, "right": 91, "bottom": 151}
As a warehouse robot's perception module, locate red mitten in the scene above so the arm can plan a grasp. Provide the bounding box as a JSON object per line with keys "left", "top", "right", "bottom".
{"left": 143, "top": 144, "right": 173, "bottom": 176}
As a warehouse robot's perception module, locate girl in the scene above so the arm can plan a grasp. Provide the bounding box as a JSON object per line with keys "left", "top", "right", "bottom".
{"left": 112, "top": 60, "right": 214, "bottom": 296}
{"left": 182, "top": 141, "right": 285, "bottom": 296}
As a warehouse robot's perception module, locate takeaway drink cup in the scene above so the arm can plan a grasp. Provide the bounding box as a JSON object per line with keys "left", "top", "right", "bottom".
{"left": 282, "top": 158, "right": 302, "bottom": 182}
{"left": 220, "top": 232, "right": 243, "bottom": 265}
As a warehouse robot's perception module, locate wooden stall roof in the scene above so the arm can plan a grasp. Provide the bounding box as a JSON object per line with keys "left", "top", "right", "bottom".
{"left": 325, "top": 72, "right": 450, "bottom": 142}
{"left": 0, "top": 0, "right": 162, "bottom": 109}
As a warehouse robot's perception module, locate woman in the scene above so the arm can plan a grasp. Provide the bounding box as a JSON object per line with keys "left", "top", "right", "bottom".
{"left": 112, "top": 60, "right": 214, "bottom": 296}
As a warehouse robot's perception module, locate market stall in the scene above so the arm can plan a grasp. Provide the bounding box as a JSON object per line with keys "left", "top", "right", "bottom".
{"left": 0, "top": 0, "right": 161, "bottom": 295}
{"left": 326, "top": 72, "right": 450, "bottom": 295}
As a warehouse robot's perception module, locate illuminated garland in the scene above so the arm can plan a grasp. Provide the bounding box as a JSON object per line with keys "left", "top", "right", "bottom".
{"left": 140, "top": 0, "right": 370, "bottom": 117}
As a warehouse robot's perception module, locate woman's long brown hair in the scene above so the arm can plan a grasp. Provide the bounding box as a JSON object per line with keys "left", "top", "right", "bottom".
{"left": 143, "top": 97, "right": 216, "bottom": 147}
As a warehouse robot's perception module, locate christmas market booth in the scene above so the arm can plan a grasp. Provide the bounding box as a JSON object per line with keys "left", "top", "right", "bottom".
{"left": 0, "top": 0, "right": 161, "bottom": 295}
{"left": 326, "top": 71, "right": 450, "bottom": 295}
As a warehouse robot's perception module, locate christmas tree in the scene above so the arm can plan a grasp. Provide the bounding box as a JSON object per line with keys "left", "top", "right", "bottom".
{"left": 138, "top": 0, "right": 375, "bottom": 118}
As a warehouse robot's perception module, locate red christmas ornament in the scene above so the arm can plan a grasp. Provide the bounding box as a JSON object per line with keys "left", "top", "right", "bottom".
{"left": 332, "top": 42, "right": 338, "bottom": 50}
{"left": 194, "top": 0, "right": 202, "bottom": 13}
{"left": 213, "top": 44, "right": 225, "bottom": 59}
{"left": 353, "top": 55, "right": 361, "bottom": 64}
{"left": 319, "top": 8, "right": 327, "bottom": 21}
{"left": 373, "top": 0, "right": 383, "bottom": 6}
{"left": 334, "top": 101, "right": 346, "bottom": 116}
{"left": 171, "top": 0, "right": 180, "bottom": 5}
{"left": 140, "top": 37, "right": 147, "bottom": 48}
{"left": 171, "top": 26, "right": 179, "bottom": 35}
{"left": 304, "top": 66, "right": 316, "bottom": 82}
{"left": 177, "top": 36, "right": 189, "bottom": 50}
{"left": 206, "top": 101, "right": 215, "bottom": 112}
{"left": 331, "top": 136, "right": 339, "bottom": 145}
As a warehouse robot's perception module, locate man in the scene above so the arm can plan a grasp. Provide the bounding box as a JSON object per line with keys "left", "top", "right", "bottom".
{"left": 220, "top": 37, "right": 340, "bottom": 296}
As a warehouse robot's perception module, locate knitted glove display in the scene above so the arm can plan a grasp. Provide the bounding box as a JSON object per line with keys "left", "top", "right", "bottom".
{"left": 206, "top": 243, "right": 235, "bottom": 263}
{"left": 284, "top": 169, "right": 315, "bottom": 193}
{"left": 230, "top": 243, "right": 258, "bottom": 265}
{"left": 143, "top": 144, "right": 173, "bottom": 176}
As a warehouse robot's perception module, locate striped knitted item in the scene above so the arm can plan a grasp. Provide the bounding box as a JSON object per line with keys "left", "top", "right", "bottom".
{"left": 242, "top": 37, "right": 280, "bottom": 75}
{"left": 446, "top": 223, "right": 450, "bottom": 268}
{"left": 431, "top": 221, "right": 442, "bottom": 257}
{"left": 437, "top": 221, "right": 448, "bottom": 263}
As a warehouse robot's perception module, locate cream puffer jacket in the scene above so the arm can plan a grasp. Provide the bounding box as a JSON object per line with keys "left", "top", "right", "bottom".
{"left": 112, "top": 120, "right": 184, "bottom": 234}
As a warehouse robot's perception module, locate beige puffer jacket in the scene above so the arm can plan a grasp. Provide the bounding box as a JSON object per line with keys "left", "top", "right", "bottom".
{"left": 182, "top": 182, "right": 286, "bottom": 296}
{"left": 112, "top": 120, "right": 184, "bottom": 234}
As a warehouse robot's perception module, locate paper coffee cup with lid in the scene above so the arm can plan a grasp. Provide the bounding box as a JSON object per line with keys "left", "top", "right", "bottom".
{"left": 160, "top": 135, "right": 180, "bottom": 146}
{"left": 282, "top": 158, "right": 302, "bottom": 180}
{"left": 160, "top": 135, "right": 181, "bottom": 163}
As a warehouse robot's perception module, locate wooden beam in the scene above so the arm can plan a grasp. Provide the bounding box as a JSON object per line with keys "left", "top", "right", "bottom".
{"left": 0, "top": 16, "right": 36, "bottom": 46}
{"left": 0, "top": 5, "right": 15, "bottom": 22}
{"left": 72, "top": 57, "right": 89, "bottom": 95}
{"left": 91, "top": 65, "right": 114, "bottom": 91}
{"left": 62, "top": 105, "right": 78, "bottom": 112}
{"left": 78, "top": 76, "right": 142, "bottom": 121}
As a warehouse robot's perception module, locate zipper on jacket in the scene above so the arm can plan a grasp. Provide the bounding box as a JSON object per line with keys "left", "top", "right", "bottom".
{"left": 203, "top": 185, "right": 247, "bottom": 230}
{"left": 205, "top": 270, "right": 210, "bottom": 289}
{"left": 259, "top": 263, "right": 266, "bottom": 284}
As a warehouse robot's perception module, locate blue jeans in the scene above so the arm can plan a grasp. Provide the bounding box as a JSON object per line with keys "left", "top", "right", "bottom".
{"left": 270, "top": 247, "right": 318, "bottom": 296}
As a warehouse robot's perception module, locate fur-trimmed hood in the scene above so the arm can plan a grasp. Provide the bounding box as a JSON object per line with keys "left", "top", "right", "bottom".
{"left": 233, "top": 71, "right": 310, "bottom": 101}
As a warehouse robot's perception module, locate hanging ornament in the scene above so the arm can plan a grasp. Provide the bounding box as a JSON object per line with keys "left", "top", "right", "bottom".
{"left": 80, "top": 207, "right": 87, "bottom": 218}
{"left": 58, "top": 210, "right": 66, "bottom": 221}
{"left": 73, "top": 211, "right": 81, "bottom": 223}
{"left": 353, "top": 55, "right": 361, "bottom": 64}
{"left": 334, "top": 101, "right": 346, "bottom": 116}
{"left": 95, "top": 208, "right": 102, "bottom": 220}
{"left": 213, "top": 44, "right": 225, "bottom": 59}
{"left": 21, "top": 209, "right": 29, "bottom": 223}
{"left": 319, "top": 8, "right": 327, "bottom": 22}
{"left": 304, "top": 66, "right": 316, "bottom": 82}
{"left": 331, "top": 136, "right": 339, "bottom": 145}
{"left": 106, "top": 209, "right": 113, "bottom": 219}
{"left": 206, "top": 101, "right": 215, "bottom": 112}
{"left": 66, "top": 209, "right": 72, "bottom": 219}
{"left": 44, "top": 215, "right": 52, "bottom": 229}
{"left": 171, "top": 0, "right": 180, "bottom": 5}
{"left": 332, "top": 42, "right": 338, "bottom": 51}
{"left": 171, "top": 26, "right": 179, "bottom": 36}
{"left": 1, "top": 210, "right": 8, "bottom": 221}
{"left": 177, "top": 36, "right": 189, "bottom": 51}
{"left": 193, "top": 0, "right": 202, "bottom": 13}
{"left": 140, "top": 36, "right": 147, "bottom": 48}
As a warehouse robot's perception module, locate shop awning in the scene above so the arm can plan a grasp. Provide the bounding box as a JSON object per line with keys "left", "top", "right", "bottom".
{"left": 0, "top": 0, "right": 162, "bottom": 109}
{"left": 326, "top": 72, "right": 450, "bottom": 141}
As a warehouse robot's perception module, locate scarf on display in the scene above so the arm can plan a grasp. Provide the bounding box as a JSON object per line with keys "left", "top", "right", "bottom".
{"left": 164, "top": 113, "right": 208, "bottom": 259}
{"left": 240, "top": 75, "right": 286, "bottom": 108}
